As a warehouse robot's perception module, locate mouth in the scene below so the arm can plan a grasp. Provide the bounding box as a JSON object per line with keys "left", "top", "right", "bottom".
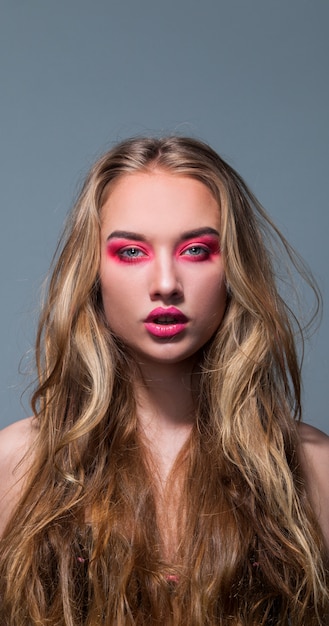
{"left": 145, "top": 308, "right": 188, "bottom": 324}
{"left": 144, "top": 308, "right": 188, "bottom": 338}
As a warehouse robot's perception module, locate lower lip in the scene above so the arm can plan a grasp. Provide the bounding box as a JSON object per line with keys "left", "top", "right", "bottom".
{"left": 144, "top": 322, "right": 187, "bottom": 338}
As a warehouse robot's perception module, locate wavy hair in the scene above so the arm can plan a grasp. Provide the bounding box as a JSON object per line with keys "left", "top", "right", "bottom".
{"left": 0, "top": 136, "right": 328, "bottom": 625}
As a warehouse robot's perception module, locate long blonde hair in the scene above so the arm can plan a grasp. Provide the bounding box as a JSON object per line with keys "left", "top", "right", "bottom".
{"left": 0, "top": 136, "right": 327, "bottom": 625}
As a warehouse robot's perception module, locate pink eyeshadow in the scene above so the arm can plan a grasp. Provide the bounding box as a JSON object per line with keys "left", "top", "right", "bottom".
{"left": 106, "top": 239, "right": 153, "bottom": 262}
{"left": 176, "top": 234, "right": 220, "bottom": 257}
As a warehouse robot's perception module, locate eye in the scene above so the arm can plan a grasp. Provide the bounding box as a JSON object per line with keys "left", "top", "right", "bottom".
{"left": 179, "top": 244, "right": 211, "bottom": 261}
{"left": 183, "top": 245, "right": 208, "bottom": 256}
{"left": 118, "top": 246, "right": 148, "bottom": 262}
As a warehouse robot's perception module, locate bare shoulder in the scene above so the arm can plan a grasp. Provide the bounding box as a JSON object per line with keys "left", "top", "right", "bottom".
{"left": 0, "top": 416, "right": 38, "bottom": 535}
{"left": 297, "top": 422, "right": 329, "bottom": 550}
{"left": 297, "top": 421, "right": 329, "bottom": 467}
{"left": 298, "top": 420, "right": 329, "bottom": 443}
{"left": 0, "top": 414, "right": 37, "bottom": 448}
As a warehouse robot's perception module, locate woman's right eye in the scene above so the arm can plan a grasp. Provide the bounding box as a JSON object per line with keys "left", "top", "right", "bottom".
{"left": 118, "top": 247, "right": 148, "bottom": 262}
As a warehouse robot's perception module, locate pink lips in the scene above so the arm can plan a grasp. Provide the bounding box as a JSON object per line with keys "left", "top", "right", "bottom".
{"left": 144, "top": 307, "right": 188, "bottom": 338}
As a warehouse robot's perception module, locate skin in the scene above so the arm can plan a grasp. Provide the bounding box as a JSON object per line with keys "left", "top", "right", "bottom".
{"left": 99, "top": 170, "right": 227, "bottom": 368}
{"left": 298, "top": 422, "right": 329, "bottom": 549}
{"left": 99, "top": 170, "right": 227, "bottom": 478}
{"left": 0, "top": 416, "right": 37, "bottom": 534}
{"left": 0, "top": 170, "right": 328, "bottom": 550}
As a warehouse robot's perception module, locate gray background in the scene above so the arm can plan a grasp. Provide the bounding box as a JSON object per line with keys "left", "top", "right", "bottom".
{"left": 0, "top": 0, "right": 328, "bottom": 433}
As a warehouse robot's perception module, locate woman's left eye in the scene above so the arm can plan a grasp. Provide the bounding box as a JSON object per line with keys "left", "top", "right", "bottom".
{"left": 180, "top": 245, "right": 210, "bottom": 260}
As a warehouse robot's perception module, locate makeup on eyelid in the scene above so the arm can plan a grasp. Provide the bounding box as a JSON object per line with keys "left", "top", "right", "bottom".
{"left": 177, "top": 234, "right": 220, "bottom": 260}
{"left": 106, "top": 234, "right": 220, "bottom": 263}
{"left": 106, "top": 239, "right": 153, "bottom": 262}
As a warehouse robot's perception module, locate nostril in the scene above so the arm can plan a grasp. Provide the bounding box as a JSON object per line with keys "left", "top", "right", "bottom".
{"left": 149, "top": 272, "right": 183, "bottom": 299}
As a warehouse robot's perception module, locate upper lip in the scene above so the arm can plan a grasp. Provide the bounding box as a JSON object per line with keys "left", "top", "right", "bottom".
{"left": 145, "top": 307, "right": 188, "bottom": 323}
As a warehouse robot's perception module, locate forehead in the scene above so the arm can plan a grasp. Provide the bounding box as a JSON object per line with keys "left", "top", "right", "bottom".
{"left": 100, "top": 170, "right": 220, "bottom": 236}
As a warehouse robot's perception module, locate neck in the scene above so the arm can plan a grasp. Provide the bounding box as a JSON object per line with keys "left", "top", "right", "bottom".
{"left": 133, "top": 359, "right": 198, "bottom": 481}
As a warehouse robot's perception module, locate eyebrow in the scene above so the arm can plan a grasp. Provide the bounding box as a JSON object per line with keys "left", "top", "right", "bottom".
{"left": 106, "top": 227, "right": 220, "bottom": 242}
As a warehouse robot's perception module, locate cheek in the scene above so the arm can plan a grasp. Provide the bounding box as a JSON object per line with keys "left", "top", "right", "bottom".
{"left": 196, "top": 267, "right": 226, "bottom": 299}
{"left": 100, "top": 282, "right": 128, "bottom": 332}
{"left": 198, "top": 276, "right": 227, "bottom": 323}
{"left": 99, "top": 266, "right": 119, "bottom": 314}
{"left": 99, "top": 266, "right": 141, "bottom": 320}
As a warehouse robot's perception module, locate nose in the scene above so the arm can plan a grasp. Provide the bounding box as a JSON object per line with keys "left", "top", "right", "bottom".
{"left": 149, "top": 252, "right": 183, "bottom": 302}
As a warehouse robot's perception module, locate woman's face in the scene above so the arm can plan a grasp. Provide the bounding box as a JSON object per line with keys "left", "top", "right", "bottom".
{"left": 99, "top": 170, "right": 227, "bottom": 367}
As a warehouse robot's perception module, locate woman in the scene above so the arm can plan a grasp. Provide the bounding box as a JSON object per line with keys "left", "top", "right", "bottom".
{"left": 0, "top": 136, "right": 328, "bottom": 625}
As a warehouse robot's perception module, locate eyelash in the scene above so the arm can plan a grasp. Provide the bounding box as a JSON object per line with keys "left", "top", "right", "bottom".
{"left": 179, "top": 244, "right": 211, "bottom": 260}
{"left": 117, "top": 246, "right": 148, "bottom": 262}
{"left": 112, "top": 241, "right": 218, "bottom": 263}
